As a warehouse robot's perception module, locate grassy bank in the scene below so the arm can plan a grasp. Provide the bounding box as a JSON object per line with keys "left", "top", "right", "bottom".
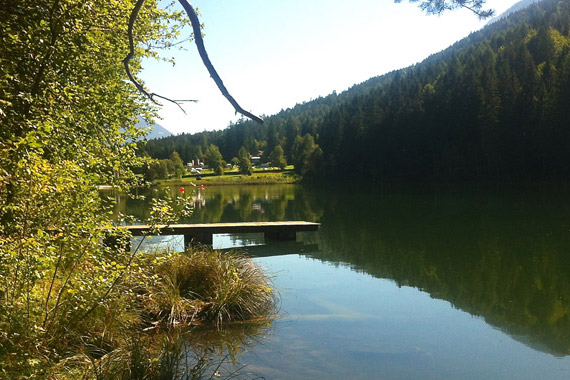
{"left": 156, "top": 168, "right": 301, "bottom": 186}
{"left": 1, "top": 245, "right": 277, "bottom": 379}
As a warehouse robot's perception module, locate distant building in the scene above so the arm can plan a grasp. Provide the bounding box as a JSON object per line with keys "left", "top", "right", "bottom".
{"left": 187, "top": 159, "right": 204, "bottom": 173}
{"left": 251, "top": 150, "right": 264, "bottom": 166}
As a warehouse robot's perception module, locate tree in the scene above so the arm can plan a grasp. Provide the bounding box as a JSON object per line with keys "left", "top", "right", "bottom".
{"left": 170, "top": 151, "right": 186, "bottom": 178}
{"left": 291, "top": 134, "right": 324, "bottom": 175}
{"left": 303, "top": 145, "right": 325, "bottom": 177}
{"left": 0, "top": 0, "right": 187, "bottom": 375}
{"left": 238, "top": 146, "right": 253, "bottom": 175}
{"left": 269, "top": 145, "right": 288, "bottom": 170}
{"left": 205, "top": 144, "right": 224, "bottom": 175}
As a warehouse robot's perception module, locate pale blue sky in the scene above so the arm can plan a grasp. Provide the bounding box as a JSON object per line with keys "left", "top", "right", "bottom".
{"left": 141, "top": 0, "right": 520, "bottom": 135}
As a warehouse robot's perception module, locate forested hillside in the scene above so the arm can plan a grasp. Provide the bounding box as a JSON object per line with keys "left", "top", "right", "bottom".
{"left": 144, "top": 0, "right": 570, "bottom": 181}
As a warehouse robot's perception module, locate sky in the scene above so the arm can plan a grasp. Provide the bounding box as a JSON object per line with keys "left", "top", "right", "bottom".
{"left": 140, "top": 0, "right": 522, "bottom": 135}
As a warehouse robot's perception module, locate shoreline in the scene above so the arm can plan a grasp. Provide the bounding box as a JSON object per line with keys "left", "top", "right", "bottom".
{"left": 155, "top": 172, "right": 302, "bottom": 186}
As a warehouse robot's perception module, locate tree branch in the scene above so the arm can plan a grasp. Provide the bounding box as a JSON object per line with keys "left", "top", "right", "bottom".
{"left": 123, "top": 0, "right": 197, "bottom": 114}
{"left": 396, "top": 0, "right": 494, "bottom": 19}
{"left": 177, "top": 0, "right": 264, "bottom": 124}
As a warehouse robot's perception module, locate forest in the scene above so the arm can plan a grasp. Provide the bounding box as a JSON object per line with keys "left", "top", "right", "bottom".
{"left": 144, "top": 0, "right": 570, "bottom": 181}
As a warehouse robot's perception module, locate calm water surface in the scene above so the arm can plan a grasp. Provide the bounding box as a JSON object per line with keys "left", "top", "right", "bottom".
{"left": 117, "top": 182, "right": 570, "bottom": 379}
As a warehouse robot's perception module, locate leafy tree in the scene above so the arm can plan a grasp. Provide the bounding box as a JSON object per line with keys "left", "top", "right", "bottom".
{"left": 303, "top": 145, "right": 325, "bottom": 176}
{"left": 205, "top": 144, "right": 224, "bottom": 175}
{"left": 204, "top": 144, "right": 222, "bottom": 168}
{"left": 269, "top": 145, "right": 288, "bottom": 170}
{"left": 290, "top": 135, "right": 305, "bottom": 172}
{"left": 238, "top": 146, "right": 253, "bottom": 175}
{"left": 170, "top": 151, "right": 186, "bottom": 178}
{"left": 291, "top": 134, "right": 324, "bottom": 175}
{"left": 0, "top": 0, "right": 187, "bottom": 375}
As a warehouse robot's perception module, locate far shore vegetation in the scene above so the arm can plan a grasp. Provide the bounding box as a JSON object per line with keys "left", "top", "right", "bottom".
{"left": 156, "top": 168, "right": 301, "bottom": 186}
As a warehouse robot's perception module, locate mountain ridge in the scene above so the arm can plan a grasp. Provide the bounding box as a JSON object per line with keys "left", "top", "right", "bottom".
{"left": 136, "top": 118, "right": 173, "bottom": 140}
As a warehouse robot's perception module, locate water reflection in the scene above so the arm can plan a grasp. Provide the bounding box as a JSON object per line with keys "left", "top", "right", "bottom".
{"left": 110, "top": 184, "right": 323, "bottom": 224}
{"left": 117, "top": 183, "right": 570, "bottom": 359}
{"left": 106, "top": 323, "right": 272, "bottom": 380}
{"left": 311, "top": 182, "right": 570, "bottom": 357}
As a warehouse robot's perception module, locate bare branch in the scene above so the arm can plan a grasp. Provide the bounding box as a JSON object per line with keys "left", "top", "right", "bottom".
{"left": 123, "top": 0, "right": 197, "bottom": 114}
{"left": 177, "top": 0, "right": 264, "bottom": 124}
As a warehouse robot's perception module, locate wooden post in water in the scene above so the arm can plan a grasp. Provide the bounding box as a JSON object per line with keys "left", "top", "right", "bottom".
{"left": 184, "top": 232, "right": 213, "bottom": 248}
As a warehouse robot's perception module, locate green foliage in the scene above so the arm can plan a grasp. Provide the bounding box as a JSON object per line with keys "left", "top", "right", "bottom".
{"left": 204, "top": 144, "right": 224, "bottom": 175}
{"left": 143, "top": 150, "right": 187, "bottom": 180}
{"left": 169, "top": 151, "right": 186, "bottom": 178}
{"left": 291, "top": 134, "right": 324, "bottom": 176}
{"left": 0, "top": 0, "right": 190, "bottom": 377}
{"left": 269, "top": 145, "right": 287, "bottom": 170}
{"left": 237, "top": 146, "right": 252, "bottom": 175}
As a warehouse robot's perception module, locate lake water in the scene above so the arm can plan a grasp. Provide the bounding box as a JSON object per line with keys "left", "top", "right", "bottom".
{"left": 118, "top": 182, "right": 570, "bottom": 379}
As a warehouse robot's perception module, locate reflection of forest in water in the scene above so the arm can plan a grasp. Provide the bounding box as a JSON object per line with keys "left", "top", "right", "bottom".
{"left": 311, "top": 182, "right": 570, "bottom": 357}
{"left": 114, "top": 182, "right": 570, "bottom": 356}
{"left": 113, "top": 184, "right": 323, "bottom": 224}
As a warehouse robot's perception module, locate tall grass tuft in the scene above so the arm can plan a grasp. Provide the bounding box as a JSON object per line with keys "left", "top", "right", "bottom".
{"left": 140, "top": 246, "right": 277, "bottom": 327}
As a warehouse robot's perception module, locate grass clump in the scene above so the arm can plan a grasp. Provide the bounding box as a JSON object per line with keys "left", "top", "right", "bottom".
{"left": 139, "top": 246, "right": 277, "bottom": 327}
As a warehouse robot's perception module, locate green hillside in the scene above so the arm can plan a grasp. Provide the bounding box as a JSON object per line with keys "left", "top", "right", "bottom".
{"left": 143, "top": 0, "right": 570, "bottom": 181}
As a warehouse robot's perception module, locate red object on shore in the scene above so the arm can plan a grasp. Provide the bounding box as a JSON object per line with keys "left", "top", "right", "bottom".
{"left": 179, "top": 187, "right": 185, "bottom": 193}
{"left": 200, "top": 185, "right": 204, "bottom": 189}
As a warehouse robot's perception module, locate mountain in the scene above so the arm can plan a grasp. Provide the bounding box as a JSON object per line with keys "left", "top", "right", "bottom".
{"left": 487, "top": 0, "right": 544, "bottom": 24}
{"left": 143, "top": 0, "right": 570, "bottom": 181}
{"left": 135, "top": 118, "right": 173, "bottom": 140}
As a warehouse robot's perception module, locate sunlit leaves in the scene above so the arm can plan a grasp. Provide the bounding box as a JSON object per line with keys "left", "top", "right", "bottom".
{"left": 0, "top": 0, "right": 192, "bottom": 375}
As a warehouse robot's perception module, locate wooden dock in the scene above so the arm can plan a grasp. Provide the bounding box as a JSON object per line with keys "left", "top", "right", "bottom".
{"left": 120, "top": 221, "right": 320, "bottom": 247}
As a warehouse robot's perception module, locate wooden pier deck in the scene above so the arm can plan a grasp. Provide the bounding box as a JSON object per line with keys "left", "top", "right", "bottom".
{"left": 120, "top": 221, "right": 320, "bottom": 247}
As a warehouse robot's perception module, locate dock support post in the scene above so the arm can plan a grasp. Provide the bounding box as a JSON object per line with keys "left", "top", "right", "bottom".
{"left": 265, "top": 231, "right": 297, "bottom": 241}
{"left": 184, "top": 233, "right": 213, "bottom": 249}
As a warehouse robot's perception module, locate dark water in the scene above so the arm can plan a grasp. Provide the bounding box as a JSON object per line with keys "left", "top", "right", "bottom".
{"left": 117, "top": 182, "right": 570, "bottom": 379}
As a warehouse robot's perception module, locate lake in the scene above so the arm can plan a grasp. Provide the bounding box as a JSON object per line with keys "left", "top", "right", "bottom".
{"left": 116, "top": 182, "right": 570, "bottom": 379}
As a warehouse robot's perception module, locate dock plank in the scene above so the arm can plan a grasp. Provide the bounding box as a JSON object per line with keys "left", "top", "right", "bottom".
{"left": 121, "top": 221, "right": 320, "bottom": 235}
{"left": 119, "top": 221, "right": 320, "bottom": 246}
